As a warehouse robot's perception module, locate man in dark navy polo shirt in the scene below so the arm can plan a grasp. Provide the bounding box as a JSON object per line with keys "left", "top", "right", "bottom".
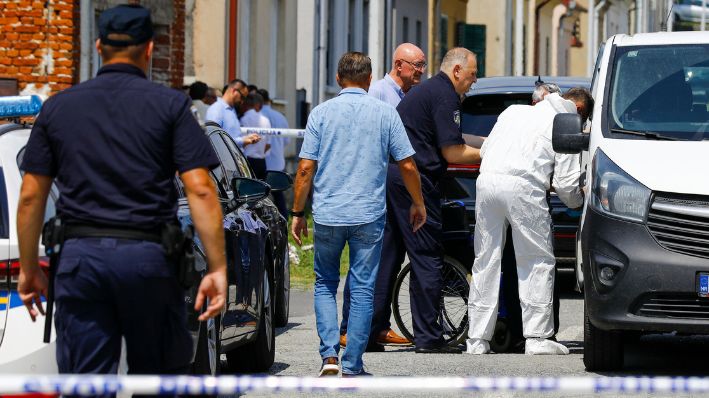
{"left": 375, "top": 48, "right": 481, "bottom": 354}
{"left": 16, "top": 4, "right": 227, "bottom": 386}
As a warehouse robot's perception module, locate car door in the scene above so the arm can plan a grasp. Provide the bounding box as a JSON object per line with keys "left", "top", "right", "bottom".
{"left": 0, "top": 166, "right": 10, "bottom": 348}
{"left": 208, "top": 131, "right": 264, "bottom": 341}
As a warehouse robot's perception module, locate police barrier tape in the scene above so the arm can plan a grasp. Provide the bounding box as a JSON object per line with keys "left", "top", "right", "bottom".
{"left": 240, "top": 127, "right": 305, "bottom": 138}
{"left": 4, "top": 375, "right": 709, "bottom": 395}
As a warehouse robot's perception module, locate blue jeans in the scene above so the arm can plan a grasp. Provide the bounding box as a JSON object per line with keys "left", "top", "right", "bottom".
{"left": 313, "top": 215, "right": 385, "bottom": 375}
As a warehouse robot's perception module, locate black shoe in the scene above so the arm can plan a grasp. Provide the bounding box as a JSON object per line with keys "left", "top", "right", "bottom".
{"left": 365, "top": 342, "right": 385, "bottom": 352}
{"left": 415, "top": 345, "right": 462, "bottom": 354}
{"left": 342, "top": 370, "right": 373, "bottom": 377}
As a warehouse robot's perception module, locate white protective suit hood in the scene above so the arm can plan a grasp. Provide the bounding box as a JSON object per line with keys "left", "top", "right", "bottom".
{"left": 479, "top": 92, "right": 583, "bottom": 208}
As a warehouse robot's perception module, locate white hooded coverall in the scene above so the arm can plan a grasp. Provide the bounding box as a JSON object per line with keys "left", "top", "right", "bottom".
{"left": 468, "top": 93, "right": 584, "bottom": 341}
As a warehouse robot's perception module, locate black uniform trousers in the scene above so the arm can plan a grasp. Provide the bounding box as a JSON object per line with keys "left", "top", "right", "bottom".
{"left": 374, "top": 164, "right": 446, "bottom": 348}
{"left": 54, "top": 237, "right": 192, "bottom": 398}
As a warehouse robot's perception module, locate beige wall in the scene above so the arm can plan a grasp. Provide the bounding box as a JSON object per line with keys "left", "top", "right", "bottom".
{"left": 429, "top": 0, "right": 469, "bottom": 73}
{"left": 466, "top": 0, "right": 507, "bottom": 77}
{"left": 192, "top": 0, "right": 227, "bottom": 89}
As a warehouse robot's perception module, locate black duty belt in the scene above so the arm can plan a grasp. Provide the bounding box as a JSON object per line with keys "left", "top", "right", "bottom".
{"left": 64, "top": 224, "right": 162, "bottom": 244}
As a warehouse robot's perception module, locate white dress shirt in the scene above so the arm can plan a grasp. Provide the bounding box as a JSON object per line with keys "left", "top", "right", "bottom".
{"left": 239, "top": 109, "right": 271, "bottom": 159}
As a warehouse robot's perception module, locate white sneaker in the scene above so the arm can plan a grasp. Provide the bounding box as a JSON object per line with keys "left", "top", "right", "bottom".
{"left": 524, "top": 338, "right": 570, "bottom": 355}
{"left": 465, "top": 338, "right": 491, "bottom": 354}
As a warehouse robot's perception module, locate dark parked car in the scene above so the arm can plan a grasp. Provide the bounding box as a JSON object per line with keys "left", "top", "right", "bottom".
{"left": 179, "top": 123, "right": 292, "bottom": 375}
{"left": 441, "top": 76, "right": 591, "bottom": 272}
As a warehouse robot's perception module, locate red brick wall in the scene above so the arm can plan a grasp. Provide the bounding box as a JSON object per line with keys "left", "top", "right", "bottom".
{"left": 169, "top": 0, "right": 184, "bottom": 88}
{"left": 0, "top": 0, "right": 79, "bottom": 94}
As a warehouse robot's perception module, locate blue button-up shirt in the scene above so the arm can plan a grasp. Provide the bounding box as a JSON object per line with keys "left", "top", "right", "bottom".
{"left": 368, "top": 74, "right": 405, "bottom": 107}
{"left": 205, "top": 98, "right": 245, "bottom": 146}
{"left": 300, "top": 88, "right": 415, "bottom": 226}
{"left": 262, "top": 104, "right": 290, "bottom": 171}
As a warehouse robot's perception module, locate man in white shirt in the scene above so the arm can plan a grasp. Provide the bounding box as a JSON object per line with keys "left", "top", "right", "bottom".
{"left": 239, "top": 92, "right": 271, "bottom": 179}
{"left": 206, "top": 79, "right": 260, "bottom": 147}
{"left": 258, "top": 88, "right": 290, "bottom": 218}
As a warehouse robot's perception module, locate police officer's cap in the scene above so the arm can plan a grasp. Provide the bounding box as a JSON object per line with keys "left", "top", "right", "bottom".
{"left": 98, "top": 4, "right": 154, "bottom": 47}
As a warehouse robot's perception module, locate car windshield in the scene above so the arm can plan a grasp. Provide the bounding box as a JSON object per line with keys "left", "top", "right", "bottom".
{"left": 461, "top": 93, "right": 530, "bottom": 136}
{"left": 608, "top": 44, "right": 709, "bottom": 141}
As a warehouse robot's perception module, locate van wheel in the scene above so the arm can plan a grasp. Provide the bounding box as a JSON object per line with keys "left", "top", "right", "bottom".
{"left": 583, "top": 304, "right": 623, "bottom": 371}
{"left": 226, "top": 268, "right": 276, "bottom": 373}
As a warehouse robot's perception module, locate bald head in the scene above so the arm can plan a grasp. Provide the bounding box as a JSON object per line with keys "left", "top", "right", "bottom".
{"left": 390, "top": 43, "right": 426, "bottom": 93}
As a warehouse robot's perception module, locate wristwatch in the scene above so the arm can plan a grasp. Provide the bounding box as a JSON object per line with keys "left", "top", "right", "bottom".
{"left": 289, "top": 210, "right": 305, "bottom": 218}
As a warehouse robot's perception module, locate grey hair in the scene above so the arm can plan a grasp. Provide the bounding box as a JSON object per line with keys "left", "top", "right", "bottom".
{"left": 532, "top": 83, "right": 561, "bottom": 103}
{"left": 440, "top": 47, "right": 476, "bottom": 73}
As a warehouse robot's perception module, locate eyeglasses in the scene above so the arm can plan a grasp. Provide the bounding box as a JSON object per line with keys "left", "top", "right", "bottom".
{"left": 399, "top": 59, "right": 427, "bottom": 71}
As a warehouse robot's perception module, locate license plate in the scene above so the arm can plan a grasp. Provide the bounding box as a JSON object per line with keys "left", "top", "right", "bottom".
{"left": 698, "top": 273, "right": 709, "bottom": 298}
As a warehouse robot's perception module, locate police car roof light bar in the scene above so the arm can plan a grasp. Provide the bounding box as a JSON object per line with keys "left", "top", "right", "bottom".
{"left": 0, "top": 95, "right": 42, "bottom": 118}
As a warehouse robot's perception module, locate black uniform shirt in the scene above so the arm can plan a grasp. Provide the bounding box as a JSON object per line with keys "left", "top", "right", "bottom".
{"left": 396, "top": 71, "right": 464, "bottom": 182}
{"left": 21, "top": 63, "right": 220, "bottom": 228}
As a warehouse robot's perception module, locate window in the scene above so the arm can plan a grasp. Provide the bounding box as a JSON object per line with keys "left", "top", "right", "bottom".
{"left": 326, "top": 0, "right": 370, "bottom": 90}
{"left": 460, "top": 93, "right": 531, "bottom": 136}
{"left": 440, "top": 14, "right": 449, "bottom": 60}
{"left": 403, "top": 17, "right": 409, "bottom": 43}
{"left": 416, "top": 20, "right": 422, "bottom": 47}
{"left": 209, "top": 132, "right": 239, "bottom": 191}
{"left": 608, "top": 44, "right": 709, "bottom": 140}
{"left": 221, "top": 134, "right": 253, "bottom": 179}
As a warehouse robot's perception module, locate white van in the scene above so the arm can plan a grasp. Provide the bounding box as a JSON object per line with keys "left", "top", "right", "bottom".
{"left": 553, "top": 31, "right": 709, "bottom": 371}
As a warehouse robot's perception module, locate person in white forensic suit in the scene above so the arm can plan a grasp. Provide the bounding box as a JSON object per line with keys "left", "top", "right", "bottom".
{"left": 466, "top": 88, "right": 594, "bottom": 355}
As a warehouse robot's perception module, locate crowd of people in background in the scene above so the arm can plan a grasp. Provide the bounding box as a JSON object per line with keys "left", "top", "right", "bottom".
{"left": 181, "top": 78, "right": 290, "bottom": 219}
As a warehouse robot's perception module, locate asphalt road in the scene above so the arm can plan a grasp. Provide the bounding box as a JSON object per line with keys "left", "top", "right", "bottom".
{"left": 238, "top": 272, "right": 709, "bottom": 398}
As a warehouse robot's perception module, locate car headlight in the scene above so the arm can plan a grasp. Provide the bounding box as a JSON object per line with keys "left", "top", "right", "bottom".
{"left": 591, "top": 149, "right": 650, "bottom": 223}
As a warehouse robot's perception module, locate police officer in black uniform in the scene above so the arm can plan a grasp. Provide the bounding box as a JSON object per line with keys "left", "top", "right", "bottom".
{"left": 375, "top": 48, "right": 481, "bottom": 353}
{"left": 16, "top": 4, "right": 227, "bottom": 389}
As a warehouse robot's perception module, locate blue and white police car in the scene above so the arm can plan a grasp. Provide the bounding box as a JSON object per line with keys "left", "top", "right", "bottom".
{"left": 0, "top": 95, "right": 58, "bottom": 375}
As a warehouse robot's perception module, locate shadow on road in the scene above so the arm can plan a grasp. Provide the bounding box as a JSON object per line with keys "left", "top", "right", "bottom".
{"left": 269, "top": 361, "right": 292, "bottom": 375}
{"left": 276, "top": 322, "right": 302, "bottom": 336}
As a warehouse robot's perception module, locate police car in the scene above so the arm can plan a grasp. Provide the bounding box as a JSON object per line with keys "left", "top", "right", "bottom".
{"left": 0, "top": 95, "right": 58, "bottom": 375}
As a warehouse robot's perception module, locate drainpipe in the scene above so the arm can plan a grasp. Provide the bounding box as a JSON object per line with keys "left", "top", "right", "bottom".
{"left": 702, "top": 0, "right": 707, "bottom": 31}
{"left": 228, "top": 0, "right": 238, "bottom": 82}
{"left": 587, "top": 0, "right": 595, "bottom": 77}
{"left": 318, "top": 0, "right": 328, "bottom": 104}
{"left": 80, "top": 0, "right": 91, "bottom": 82}
{"left": 505, "top": 0, "right": 513, "bottom": 75}
{"left": 312, "top": 0, "right": 320, "bottom": 106}
{"left": 533, "top": 0, "right": 551, "bottom": 75}
{"left": 514, "top": 0, "right": 523, "bottom": 76}
{"left": 593, "top": 0, "right": 608, "bottom": 71}
{"left": 636, "top": 0, "right": 644, "bottom": 33}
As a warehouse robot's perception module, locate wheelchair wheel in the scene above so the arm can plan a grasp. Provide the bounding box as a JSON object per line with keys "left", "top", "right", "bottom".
{"left": 392, "top": 256, "right": 470, "bottom": 346}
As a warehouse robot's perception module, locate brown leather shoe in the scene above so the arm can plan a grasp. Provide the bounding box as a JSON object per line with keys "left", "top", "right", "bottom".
{"left": 376, "top": 328, "right": 412, "bottom": 346}
{"left": 339, "top": 333, "right": 347, "bottom": 347}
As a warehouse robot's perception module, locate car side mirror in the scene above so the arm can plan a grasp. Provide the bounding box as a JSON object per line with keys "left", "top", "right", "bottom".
{"left": 265, "top": 170, "right": 293, "bottom": 192}
{"left": 552, "top": 113, "right": 588, "bottom": 154}
{"left": 231, "top": 177, "right": 271, "bottom": 203}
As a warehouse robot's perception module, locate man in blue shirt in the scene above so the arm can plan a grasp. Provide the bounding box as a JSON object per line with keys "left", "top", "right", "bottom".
{"left": 206, "top": 79, "right": 260, "bottom": 147}
{"left": 339, "top": 43, "right": 426, "bottom": 349}
{"left": 291, "top": 52, "right": 425, "bottom": 377}
{"left": 369, "top": 43, "right": 426, "bottom": 106}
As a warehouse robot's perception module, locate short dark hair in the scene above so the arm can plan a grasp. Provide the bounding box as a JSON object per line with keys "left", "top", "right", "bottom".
{"left": 99, "top": 39, "right": 148, "bottom": 63}
{"left": 257, "top": 88, "right": 270, "bottom": 103}
{"left": 337, "top": 52, "right": 371, "bottom": 85}
{"left": 189, "top": 81, "right": 208, "bottom": 100}
{"left": 244, "top": 92, "right": 264, "bottom": 108}
{"left": 563, "top": 87, "right": 594, "bottom": 122}
{"left": 247, "top": 84, "right": 258, "bottom": 93}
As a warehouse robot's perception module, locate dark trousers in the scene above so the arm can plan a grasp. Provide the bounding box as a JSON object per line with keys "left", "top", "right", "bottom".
{"left": 271, "top": 190, "right": 288, "bottom": 220}
{"left": 54, "top": 238, "right": 192, "bottom": 398}
{"left": 373, "top": 165, "right": 448, "bottom": 348}
{"left": 247, "top": 157, "right": 267, "bottom": 180}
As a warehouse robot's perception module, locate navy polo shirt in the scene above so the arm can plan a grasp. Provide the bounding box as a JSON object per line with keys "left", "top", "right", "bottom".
{"left": 21, "top": 63, "right": 220, "bottom": 228}
{"left": 396, "top": 71, "right": 464, "bottom": 182}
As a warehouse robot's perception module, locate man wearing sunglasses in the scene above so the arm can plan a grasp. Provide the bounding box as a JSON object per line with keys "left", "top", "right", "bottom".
{"left": 339, "top": 43, "right": 427, "bottom": 350}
